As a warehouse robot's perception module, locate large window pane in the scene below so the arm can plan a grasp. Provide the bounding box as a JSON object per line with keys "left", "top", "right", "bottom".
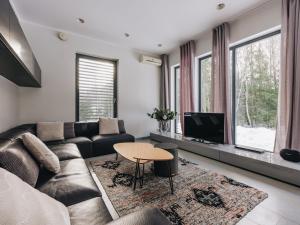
{"left": 76, "top": 54, "right": 117, "bottom": 121}
{"left": 234, "top": 33, "right": 280, "bottom": 151}
{"left": 200, "top": 56, "right": 212, "bottom": 112}
{"left": 174, "top": 66, "right": 182, "bottom": 134}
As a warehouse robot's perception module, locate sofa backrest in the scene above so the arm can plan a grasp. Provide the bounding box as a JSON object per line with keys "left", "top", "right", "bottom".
{"left": 0, "top": 124, "right": 36, "bottom": 141}
{"left": 0, "top": 120, "right": 126, "bottom": 141}
{"left": 74, "top": 120, "right": 126, "bottom": 137}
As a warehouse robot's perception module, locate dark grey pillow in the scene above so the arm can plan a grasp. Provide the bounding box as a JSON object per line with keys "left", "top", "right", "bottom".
{"left": 64, "top": 122, "right": 76, "bottom": 139}
{"left": 0, "top": 139, "right": 39, "bottom": 187}
{"left": 118, "top": 120, "right": 126, "bottom": 133}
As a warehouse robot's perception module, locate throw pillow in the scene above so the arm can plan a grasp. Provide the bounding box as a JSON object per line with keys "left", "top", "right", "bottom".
{"left": 37, "top": 122, "right": 64, "bottom": 142}
{"left": 64, "top": 122, "right": 76, "bottom": 139}
{"left": 0, "top": 168, "right": 70, "bottom": 225}
{"left": 0, "top": 139, "right": 39, "bottom": 187}
{"left": 99, "top": 117, "right": 120, "bottom": 135}
{"left": 22, "top": 133, "right": 61, "bottom": 173}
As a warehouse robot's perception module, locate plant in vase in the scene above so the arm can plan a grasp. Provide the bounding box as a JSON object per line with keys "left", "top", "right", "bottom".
{"left": 147, "top": 108, "right": 177, "bottom": 133}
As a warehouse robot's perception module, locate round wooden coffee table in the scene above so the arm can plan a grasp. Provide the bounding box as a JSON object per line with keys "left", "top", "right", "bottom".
{"left": 113, "top": 143, "right": 174, "bottom": 194}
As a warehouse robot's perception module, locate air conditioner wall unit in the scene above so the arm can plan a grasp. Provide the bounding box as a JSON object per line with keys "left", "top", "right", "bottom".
{"left": 140, "top": 55, "right": 162, "bottom": 66}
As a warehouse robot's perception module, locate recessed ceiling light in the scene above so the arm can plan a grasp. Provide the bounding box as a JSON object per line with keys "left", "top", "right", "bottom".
{"left": 77, "top": 18, "right": 85, "bottom": 24}
{"left": 217, "top": 3, "right": 225, "bottom": 10}
{"left": 158, "top": 44, "right": 162, "bottom": 47}
{"left": 124, "top": 33, "right": 130, "bottom": 37}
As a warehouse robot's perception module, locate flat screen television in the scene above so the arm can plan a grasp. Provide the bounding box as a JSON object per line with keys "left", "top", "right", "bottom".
{"left": 184, "top": 112, "right": 225, "bottom": 144}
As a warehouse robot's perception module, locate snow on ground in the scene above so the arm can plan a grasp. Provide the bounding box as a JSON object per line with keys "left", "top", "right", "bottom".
{"left": 236, "top": 126, "right": 275, "bottom": 152}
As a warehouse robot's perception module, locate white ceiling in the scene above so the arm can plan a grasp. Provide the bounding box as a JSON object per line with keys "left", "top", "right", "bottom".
{"left": 11, "top": 0, "right": 270, "bottom": 54}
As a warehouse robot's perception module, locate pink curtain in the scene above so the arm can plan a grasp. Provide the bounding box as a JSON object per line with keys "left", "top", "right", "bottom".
{"left": 275, "top": 0, "right": 300, "bottom": 152}
{"left": 180, "top": 41, "right": 195, "bottom": 131}
{"left": 211, "top": 23, "right": 232, "bottom": 144}
{"left": 160, "top": 54, "right": 170, "bottom": 110}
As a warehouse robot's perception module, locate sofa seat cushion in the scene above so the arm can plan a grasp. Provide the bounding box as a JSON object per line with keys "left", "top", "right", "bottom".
{"left": 92, "top": 134, "right": 135, "bottom": 156}
{"left": 50, "top": 143, "right": 82, "bottom": 161}
{"left": 106, "top": 208, "right": 172, "bottom": 225}
{"left": 36, "top": 158, "right": 101, "bottom": 206}
{"left": 68, "top": 197, "right": 112, "bottom": 225}
{"left": 66, "top": 137, "right": 92, "bottom": 159}
{"left": 0, "top": 139, "right": 39, "bottom": 187}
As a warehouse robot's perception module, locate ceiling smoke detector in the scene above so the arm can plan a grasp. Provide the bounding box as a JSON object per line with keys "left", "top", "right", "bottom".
{"left": 124, "top": 33, "right": 130, "bottom": 38}
{"left": 57, "top": 32, "right": 68, "bottom": 41}
{"left": 217, "top": 3, "right": 225, "bottom": 10}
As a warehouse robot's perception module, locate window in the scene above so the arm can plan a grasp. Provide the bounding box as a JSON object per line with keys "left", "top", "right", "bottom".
{"left": 76, "top": 54, "right": 117, "bottom": 121}
{"left": 231, "top": 31, "right": 281, "bottom": 151}
{"left": 174, "top": 66, "right": 182, "bottom": 134}
{"left": 199, "top": 55, "right": 212, "bottom": 112}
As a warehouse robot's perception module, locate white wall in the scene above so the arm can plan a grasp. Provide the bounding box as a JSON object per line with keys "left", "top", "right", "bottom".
{"left": 169, "top": 0, "right": 281, "bottom": 66}
{"left": 18, "top": 21, "right": 160, "bottom": 138}
{"left": 0, "top": 76, "right": 19, "bottom": 132}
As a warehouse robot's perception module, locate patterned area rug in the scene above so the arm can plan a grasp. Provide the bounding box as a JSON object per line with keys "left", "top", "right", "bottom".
{"left": 89, "top": 154, "right": 267, "bottom": 225}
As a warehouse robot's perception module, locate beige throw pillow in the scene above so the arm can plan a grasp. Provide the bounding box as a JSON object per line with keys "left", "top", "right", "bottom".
{"left": 37, "top": 122, "right": 64, "bottom": 142}
{"left": 99, "top": 118, "right": 120, "bottom": 135}
{"left": 22, "top": 133, "right": 61, "bottom": 173}
{"left": 0, "top": 168, "right": 70, "bottom": 225}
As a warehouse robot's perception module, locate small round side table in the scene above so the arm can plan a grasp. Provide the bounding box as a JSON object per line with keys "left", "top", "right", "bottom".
{"left": 154, "top": 143, "right": 178, "bottom": 177}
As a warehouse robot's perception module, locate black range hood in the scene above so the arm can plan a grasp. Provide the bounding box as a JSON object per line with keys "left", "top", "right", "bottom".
{"left": 0, "top": 0, "right": 41, "bottom": 87}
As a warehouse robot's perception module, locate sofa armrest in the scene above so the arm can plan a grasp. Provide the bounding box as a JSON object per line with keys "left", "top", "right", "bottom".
{"left": 106, "top": 208, "right": 172, "bottom": 225}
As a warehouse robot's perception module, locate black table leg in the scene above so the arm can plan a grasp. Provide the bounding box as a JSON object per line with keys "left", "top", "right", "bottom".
{"left": 115, "top": 152, "right": 118, "bottom": 161}
{"left": 168, "top": 160, "right": 174, "bottom": 194}
{"left": 141, "top": 164, "right": 145, "bottom": 187}
{"left": 133, "top": 159, "right": 140, "bottom": 190}
{"left": 138, "top": 161, "right": 142, "bottom": 188}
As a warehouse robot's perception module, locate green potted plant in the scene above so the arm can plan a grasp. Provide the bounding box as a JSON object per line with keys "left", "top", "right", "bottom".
{"left": 147, "top": 108, "right": 177, "bottom": 133}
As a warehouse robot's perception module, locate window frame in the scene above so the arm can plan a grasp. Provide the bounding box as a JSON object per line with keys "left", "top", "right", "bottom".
{"left": 75, "top": 53, "right": 118, "bottom": 121}
{"left": 198, "top": 54, "right": 212, "bottom": 112}
{"left": 230, "top": 29, "right": 281, "bottom": 148}
{"left": 174, "top": 65, "right": 180, "bottom": 134}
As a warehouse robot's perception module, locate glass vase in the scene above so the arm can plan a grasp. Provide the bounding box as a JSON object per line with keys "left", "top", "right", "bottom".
{"left": 158, "top": 121, "right": 170, "bottom": 133}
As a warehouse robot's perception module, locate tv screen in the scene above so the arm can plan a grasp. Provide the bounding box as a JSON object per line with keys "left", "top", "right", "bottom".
{"left": 184, "top": 112, "right": 225, "bottom": 144}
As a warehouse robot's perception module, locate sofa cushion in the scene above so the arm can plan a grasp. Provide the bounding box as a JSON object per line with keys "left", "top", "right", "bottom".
{"left": 64, "top": 122, "right": 76, "bottom": 139}
{"left": 74, "top": 122, "right": 99, "bottom": 137}
{"left": 0, "top": 139, "right": 39, "bottom": 187}
{"left": 92, "top": 134, "right": 135, "bottom": 156}
{"left": 37, "top": 122, "right": 64, "bottom": 142}
{"left": 99, "top": 118, "right": 120, "bottom": 135}
{"left": 50, "top": 143, "right": 82, "bottom": 161}
{"left": 66, "top": 137, "right": 93, "bottom": 158}
{"left": 22, "top": 133, "right": 61, "bottom": 174}
{"left": 0, "top": 168, "right": 70, "bottom": 225}
{"left": 106, "top": 208, "right": 172, "bottom": 225}
{"left": 92, "top": 134, "right": 135, "bottom": 142}
{"left": 36, "top": 158, "right": 101, "bottom": 206}
{"left": 68, "top": 197, "right": 112, "bottom": 225}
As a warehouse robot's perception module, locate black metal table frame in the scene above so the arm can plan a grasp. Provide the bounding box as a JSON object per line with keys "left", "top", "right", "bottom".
{"left": 133, "top": 159, "right": 174, "bottom": 194}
